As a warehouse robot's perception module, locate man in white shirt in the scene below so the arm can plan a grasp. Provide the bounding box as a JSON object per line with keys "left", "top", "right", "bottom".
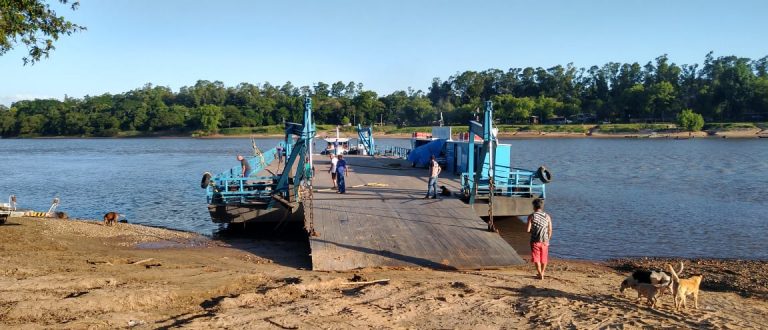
{"left": 424, "top": 155, "right": 441, "bottom": 199}
{"left": 329, "top": 154, "right": 338, "bottom": 190}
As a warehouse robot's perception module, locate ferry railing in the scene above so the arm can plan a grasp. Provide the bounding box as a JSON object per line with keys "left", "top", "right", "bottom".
{"left": 206, "top": 146, "right": 282, "bottom": 205}
{"left": 376, "top": 145, "right": 410, "bottom": 159}
{"left": 207, "top": 176, "right": 278, "bottom": 204}
{"left": 461, "top": 168, "right": 546, "bottom": 199}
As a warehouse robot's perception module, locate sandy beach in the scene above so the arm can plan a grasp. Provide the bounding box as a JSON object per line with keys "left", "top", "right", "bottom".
{"left": 1, "top": 217, "right": 766, "bottom": 329}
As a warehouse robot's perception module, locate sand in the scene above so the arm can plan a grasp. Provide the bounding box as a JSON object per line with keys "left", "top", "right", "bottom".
{"left": 1, "top": 217, "right": 767, "bottom": 329}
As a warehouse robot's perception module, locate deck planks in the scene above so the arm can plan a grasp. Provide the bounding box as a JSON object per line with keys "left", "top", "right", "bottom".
{"left": 308, "top": 155, "right": 525, "bottom": 271}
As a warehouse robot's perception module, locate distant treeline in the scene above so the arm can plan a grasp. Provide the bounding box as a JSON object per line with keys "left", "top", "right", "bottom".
{"left": 1, "top": 52, "right": 766, "bottom": 137}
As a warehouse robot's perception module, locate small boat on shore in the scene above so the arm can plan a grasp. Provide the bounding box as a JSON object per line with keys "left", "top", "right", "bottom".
{"left": 321, "top": 137, "right": 350, "bottom": 155}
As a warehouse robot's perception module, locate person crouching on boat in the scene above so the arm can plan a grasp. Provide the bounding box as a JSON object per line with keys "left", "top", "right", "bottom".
{"left": 329, "top": 153, "right": 338, "bottom": 190}
{"left": 336, "top": 155, "right": 348, "bottom": 194}
{"left": 237, "top": 155, "right": 251, "bottom": 177}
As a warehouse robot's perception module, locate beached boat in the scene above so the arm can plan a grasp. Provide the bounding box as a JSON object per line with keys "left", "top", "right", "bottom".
{"left": 202, "top": 98, "right": 316, "bottom": 225}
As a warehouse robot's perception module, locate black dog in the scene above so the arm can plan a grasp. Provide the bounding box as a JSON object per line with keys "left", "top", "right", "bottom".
{"left": 439, "top": 185, "right": 452, "bottom": 197}
{"left": 620, "top": 263, "right": 683, "bottom": 295}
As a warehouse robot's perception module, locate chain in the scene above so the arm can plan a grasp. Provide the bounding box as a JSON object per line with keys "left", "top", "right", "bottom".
{"left": 487, "top": 177, "right": 497, "bottom": 232}
{"left": 300, "top": 182, "right": 318, "bottom": 237}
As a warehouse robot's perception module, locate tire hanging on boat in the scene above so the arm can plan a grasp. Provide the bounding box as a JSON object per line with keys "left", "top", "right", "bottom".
{"left": 201, "top": 172, "right": 212, "bottom": 189}
{"left": 536, "top": 166, "right": 552, "bottom": 183}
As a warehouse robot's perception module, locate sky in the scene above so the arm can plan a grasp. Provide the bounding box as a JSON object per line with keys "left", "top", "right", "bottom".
{"left": 2, "top": 0, "right": 767, "bottom": 106}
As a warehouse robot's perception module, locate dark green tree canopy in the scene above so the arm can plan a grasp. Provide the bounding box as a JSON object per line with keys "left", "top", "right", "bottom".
{"left": 0, "top": 53, "right": 766, "bottom": 138}
{"left": 0, "top": 0, "right": 85, "bottom": 64}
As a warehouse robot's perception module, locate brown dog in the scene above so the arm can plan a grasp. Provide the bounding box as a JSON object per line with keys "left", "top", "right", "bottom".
{"left": 668, "top": 263, "right": 704, "bottom": 311}
{"left": 103, "top": 212, "right": 120, "bottom": 226}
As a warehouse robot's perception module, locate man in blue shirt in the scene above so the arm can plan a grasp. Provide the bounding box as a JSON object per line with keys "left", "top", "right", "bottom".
{"left": 336, "top": 155, "right": 348, "bottom": 194}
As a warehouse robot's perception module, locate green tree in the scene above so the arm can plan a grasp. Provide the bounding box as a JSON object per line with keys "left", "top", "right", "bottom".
{"left": 63, "top": 111, "right": 90, "bottom": 135}
{"left": 648, "top": 81, "right": 677, "bottom": 121}
{"left": 197, "top": 105, "right": 222, "bottom": 134}
{"left": 19, "top": 114, "right": 46, "bottom": 135}
{"left": 352, "top": 90, "right": 384, "bottom": 125}
{"left": 0, "top": 0, "right": 86, "bottom": 64}
{"left": 0, "top": 106, "right": 17, "bottom": 136}
{"left": 493, "top": 95, "right": 534, "bottom": 123}
{"left": 533, "top": 97, "right": 562, "bottom": 122}
{"left": 677, "top": 109, "right": 704, "bottom": 132}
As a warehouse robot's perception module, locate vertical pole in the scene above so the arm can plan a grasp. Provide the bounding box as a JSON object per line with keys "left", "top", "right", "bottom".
{"left": 467, "top": 127, "right": 475, "bottom": 205}
{"left": 304, "top": 96, "right": 314, "bottom": 177}
{"left": 369, "top": 125, "right": 375, "bottom": 155}
{"left": 485, "top": 101, "right": 497, "bottom": 232}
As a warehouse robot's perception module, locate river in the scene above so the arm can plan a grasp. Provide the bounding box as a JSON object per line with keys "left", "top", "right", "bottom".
{"left": 1, "top": 137, "right": 766, "bottom": 260}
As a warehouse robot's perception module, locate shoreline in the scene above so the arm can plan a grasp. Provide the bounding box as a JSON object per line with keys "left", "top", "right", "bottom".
{"left": 3, "top": 128, "right": 766, "bottom": 140}
{"left": 1, "top": 216, "right": 766, "bottom": 328}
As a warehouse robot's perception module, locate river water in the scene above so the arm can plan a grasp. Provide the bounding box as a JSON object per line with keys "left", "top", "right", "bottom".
{"left": 1, "top": 137, "right": 766, "bottom": 260}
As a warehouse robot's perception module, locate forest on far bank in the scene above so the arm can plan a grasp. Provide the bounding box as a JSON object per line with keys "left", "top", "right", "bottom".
{"left": 1, "top": 52, "right": 767, "bottom": 137}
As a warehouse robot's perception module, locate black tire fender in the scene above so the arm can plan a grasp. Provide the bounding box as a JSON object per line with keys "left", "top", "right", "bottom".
{"left": 536, "top": 166, "right": 552, "bottom": 183}
{"left": 201, "top": 172, "right": 212, "bottom": 189}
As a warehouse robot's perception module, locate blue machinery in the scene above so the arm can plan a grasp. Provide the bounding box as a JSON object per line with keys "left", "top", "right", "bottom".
{"left": 463, "top": 101, "right": 547, "bottom": 202}
{"left": 204, "top": 97, "right": 315, "bottom": 224}
{"left": 356, "top": 124, "right": 411, "bottom": 159}
{"left": 460, "top": 101, "right": 550, "bottom": 230}
{"left": 356, "top": 124, "right": 375, "bottom": 155}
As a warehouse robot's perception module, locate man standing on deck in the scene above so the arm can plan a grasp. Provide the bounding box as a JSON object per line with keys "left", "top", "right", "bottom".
{"left": 334, "top": 139, "right": 340, "bottom": 155}
{"left": 329, "top": 153, "right": 338, "bottom": 190}
{"left": 336, "top": 154, "right": 348, "bottom": 194}
{"left": 527, "top": 198, "right": 553, "bottom": 280}
{"left": 276, "top": 145, "right": 284, "bottom": 165}
{"left": 424, "top": 155, "right": 441, "bottom": 199}
{"left": 237, "top": 155, "right": 251, "bottom": 177}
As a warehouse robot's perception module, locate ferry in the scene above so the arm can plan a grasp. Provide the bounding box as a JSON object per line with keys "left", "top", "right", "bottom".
{"left": 201, "top": 99, "right": 550, "bottom": 225}
{"left": 321, "top": 137, "right": 350, "bottom": 155}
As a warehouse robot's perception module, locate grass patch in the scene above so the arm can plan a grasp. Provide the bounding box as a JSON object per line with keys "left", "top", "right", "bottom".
{"left": 597, "top": 123, "right": 676, "bottom": 133}
{"left": 516, "top": 125, "right": 589, "bottom": 133}
{"left": 220, "top": 126, "right": 284, "bottom": 135}
{"left": 115, "top": 130, "right": 143, "bottom": 137}
{"left": 383, "top": 126, "right": 434, "bottom": 134}
{"left": 702, "top": 122, "right": 758, "bottom": 131}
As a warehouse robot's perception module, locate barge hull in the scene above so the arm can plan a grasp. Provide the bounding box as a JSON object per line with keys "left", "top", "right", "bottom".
{"left": 207, "top": 203, "right": 299, "bottom": 224}
{"left": 470, "top": 196, "right": 539, "bottom": 217}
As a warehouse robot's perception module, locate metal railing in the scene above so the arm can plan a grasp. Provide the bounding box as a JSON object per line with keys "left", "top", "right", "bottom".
{"left": 377, "top": 145, "right": 410, "bottom": 159}
{"left": 462, "top": 168, "right": 546, "bottom": 199}
{"left": 206, "top": 146, "right": 282, "bottom": 205}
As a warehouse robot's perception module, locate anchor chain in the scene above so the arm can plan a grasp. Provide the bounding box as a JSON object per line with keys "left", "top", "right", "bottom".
{"left": 487, "top": 177, "right": 497, "bottom": 232}
{"left": 300, "top": 182, "right": 318, "bottom": 237}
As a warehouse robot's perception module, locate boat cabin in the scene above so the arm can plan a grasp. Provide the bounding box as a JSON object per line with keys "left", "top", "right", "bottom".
{"left": 322, "top": 137, "right": 350, "bottom": 155}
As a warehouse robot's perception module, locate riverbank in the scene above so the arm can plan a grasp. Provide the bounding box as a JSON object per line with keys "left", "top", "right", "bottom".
{"left": 4, "top": 126, "right": 766, "bottom": 140}
{"left": 199, "top": 129, "right": 766, "bottom": 140}
{"left": 1, "top": 217, "right": 766, "bottom": 328}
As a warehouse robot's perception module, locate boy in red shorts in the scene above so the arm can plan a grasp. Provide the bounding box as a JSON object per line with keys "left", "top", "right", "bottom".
{"left": 527, "top": 198, "right": 553, "bottom": 280}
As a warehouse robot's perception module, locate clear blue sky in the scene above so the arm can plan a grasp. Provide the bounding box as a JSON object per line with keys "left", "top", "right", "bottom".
{"left": 2, "top": 0, "right": 767, "bottom": 106}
